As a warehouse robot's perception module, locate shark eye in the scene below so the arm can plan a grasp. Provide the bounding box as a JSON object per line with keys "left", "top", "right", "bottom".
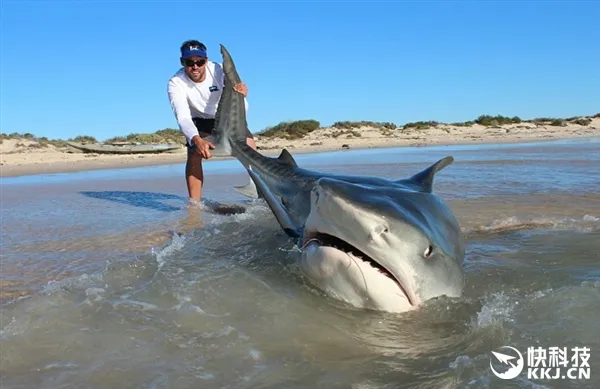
{"left": 424, "top": 245, "right": 433, "bottom": 258}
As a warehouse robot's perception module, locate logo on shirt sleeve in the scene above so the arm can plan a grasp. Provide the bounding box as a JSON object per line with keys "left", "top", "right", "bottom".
{"left": 209, "top": 86, "right": 219, "bottom": 92}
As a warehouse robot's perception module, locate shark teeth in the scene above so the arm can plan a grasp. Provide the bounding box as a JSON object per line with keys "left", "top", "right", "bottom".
{"left": 304, "top": 231, "right": 393, "bottom": 276}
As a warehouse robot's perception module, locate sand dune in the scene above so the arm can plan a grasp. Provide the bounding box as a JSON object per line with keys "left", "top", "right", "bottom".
{"left": 254, "top": 117, "right": 600, "bottom": 151}
{"left": 2, "top": 117, "right": 599, "bottom": 177}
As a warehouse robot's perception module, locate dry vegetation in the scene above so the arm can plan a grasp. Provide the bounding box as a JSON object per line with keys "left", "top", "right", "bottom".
{"left": 1, "top": 113, "right": 598, "bottom": 147}
{"left": 0, "top": 129, "right": 185, "bottom": 148}
{"left": 254, "top": 113, "right": 599, "bottom": 140}
{"left": 2, "top": 112, "right": 598, "bottom": 176}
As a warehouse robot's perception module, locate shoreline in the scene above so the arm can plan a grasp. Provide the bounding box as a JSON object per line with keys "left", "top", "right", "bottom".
{"left": 2, "top": 121, "right": 599, "bottom": 178}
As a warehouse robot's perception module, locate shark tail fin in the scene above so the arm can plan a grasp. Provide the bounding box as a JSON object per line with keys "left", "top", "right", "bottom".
{"left": 409, "top": 156, "right": 454, "bottom": 193}
{"left": 204, "top": 44, "right": 252, "bottom": 158}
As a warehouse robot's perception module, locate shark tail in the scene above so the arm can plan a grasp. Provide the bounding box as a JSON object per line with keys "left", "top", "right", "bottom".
{"left": 206, "top": 44, "right": 260, "bottom": 198}
{"left": 208, "top": 44, "right": 253, "bottom": 155}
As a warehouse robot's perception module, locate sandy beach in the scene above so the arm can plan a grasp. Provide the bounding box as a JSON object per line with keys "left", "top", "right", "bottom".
{"left": 2, "top": 116, "right": 599, "bottom": 177}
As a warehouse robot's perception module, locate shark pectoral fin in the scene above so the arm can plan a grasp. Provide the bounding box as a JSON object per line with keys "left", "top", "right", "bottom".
{"left": 407, "top": 156, "right": 454, "bottom": 193}
{"left": 246, "top": 168, "right": 300, "bottom": 239}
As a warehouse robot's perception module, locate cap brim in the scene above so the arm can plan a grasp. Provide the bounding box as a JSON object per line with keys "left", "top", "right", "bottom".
{"left": 181, "top": 48, "right": 207, "bottom": 59}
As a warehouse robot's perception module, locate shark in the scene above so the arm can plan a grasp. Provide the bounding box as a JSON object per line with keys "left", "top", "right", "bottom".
{"left": 206, "top": 44, "right": 466, "bottom": 313}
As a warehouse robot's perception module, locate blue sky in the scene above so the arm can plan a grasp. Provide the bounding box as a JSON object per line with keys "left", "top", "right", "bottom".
{"left": 2, "top": 1, "right": 599, "bottom": 141}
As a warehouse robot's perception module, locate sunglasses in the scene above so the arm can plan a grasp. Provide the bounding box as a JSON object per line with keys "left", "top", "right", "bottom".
{"left": 184, "top": 58, "right": 207, "bottom": 67}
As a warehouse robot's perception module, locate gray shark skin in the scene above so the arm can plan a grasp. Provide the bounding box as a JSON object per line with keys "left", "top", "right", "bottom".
{"left": 208, "top": 44, "right": 465, "bottom": 313}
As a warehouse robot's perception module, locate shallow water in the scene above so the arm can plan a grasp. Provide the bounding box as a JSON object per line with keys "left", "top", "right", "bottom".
{"left": 1, "top": 137, "right": 599, "bottom": 389}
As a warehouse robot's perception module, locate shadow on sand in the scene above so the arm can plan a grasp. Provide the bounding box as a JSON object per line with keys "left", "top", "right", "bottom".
{"left": 80, "top": 191, "right": 185, "bottom": 212}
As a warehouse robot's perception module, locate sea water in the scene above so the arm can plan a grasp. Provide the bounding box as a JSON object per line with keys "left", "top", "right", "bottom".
{"left": 1, "top": 137, "right": 599, "bottom": 388}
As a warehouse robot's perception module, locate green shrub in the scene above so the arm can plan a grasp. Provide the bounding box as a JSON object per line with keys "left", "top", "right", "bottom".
{"left": 475, "top": 115, "right": 521, "bottom": 126}
{"left": 571, "top": 118, "right": 592, "bottom": 126}
{"left": 258, "top": 120, "right": 320, "bottom": 139}
{"left": 332, "top": 121, "right": 396, "bottom": 130}
{"left": 550, "top": 119, "right": 566, "bottom": 127}
{"left": 403, "top": 121, "right": 439, "bottom": 130}
{"left": 450, "top": 120, "right": 476, "bottom": 127}
{"left": 69, "top": 135, "right": 97, "bottom": 143}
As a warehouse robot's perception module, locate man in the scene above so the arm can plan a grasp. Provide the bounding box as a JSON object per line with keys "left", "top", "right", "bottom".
{"left": 167, "top": 39, "right": 257, "bottom": 201}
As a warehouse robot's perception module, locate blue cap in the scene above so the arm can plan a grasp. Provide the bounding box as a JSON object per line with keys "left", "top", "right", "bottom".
{"left": 181, "top": 45, "right": 207, "bottom": 59}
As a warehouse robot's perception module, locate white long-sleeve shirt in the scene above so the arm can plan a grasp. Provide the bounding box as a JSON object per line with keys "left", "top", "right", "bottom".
{"left": 167, "top": 61, "right": 248, "bottom": 146}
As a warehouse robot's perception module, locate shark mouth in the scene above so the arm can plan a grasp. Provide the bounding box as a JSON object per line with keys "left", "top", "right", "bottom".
{"left": 301, "top": 231, "right": 412, "bottom": 305}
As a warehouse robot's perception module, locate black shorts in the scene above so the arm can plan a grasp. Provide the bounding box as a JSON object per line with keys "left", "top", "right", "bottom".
{"left": 187, "top": 117, "right": 253, "bottom": 150}
{"left": 193, "top": 117, "right": 216, "bottom": 137}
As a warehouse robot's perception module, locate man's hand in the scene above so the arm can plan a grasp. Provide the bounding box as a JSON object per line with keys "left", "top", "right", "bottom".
{"left": 233, "top": 82, "right": 248, "bottom": 97}
{"left": 192, "top": 135, "right": 215, "bottom": 159}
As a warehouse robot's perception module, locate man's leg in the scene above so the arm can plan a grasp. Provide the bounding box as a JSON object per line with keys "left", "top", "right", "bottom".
{"left": 185, "top": 147, "right": 204, "bottom": 201}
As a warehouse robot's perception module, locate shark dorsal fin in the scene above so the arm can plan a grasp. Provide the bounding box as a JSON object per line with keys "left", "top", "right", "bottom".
{"left": 408, "top": 156, "right": 454, "bottom": 193}
{"left": 277, "top": 149, "right": 298, "bottom": 168}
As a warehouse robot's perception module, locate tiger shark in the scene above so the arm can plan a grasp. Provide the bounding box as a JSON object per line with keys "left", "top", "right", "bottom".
{"left": 207, "top": 44, "right": 465, "bottom": 313}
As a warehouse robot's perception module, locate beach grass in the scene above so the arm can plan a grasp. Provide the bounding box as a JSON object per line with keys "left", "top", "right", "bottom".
{"left": 1, "top": 112, "right": 598, "bottom": 146}
{"left": 1, "top": 112, "right": 599, "bottom": 178}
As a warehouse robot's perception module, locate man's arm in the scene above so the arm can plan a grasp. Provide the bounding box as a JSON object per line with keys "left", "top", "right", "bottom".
{"left": 167, "top": 78, "right": 200, "bottom": 146}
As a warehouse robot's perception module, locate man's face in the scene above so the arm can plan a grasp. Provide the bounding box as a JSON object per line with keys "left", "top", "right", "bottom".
{"left": 182, "top": 55, "right": 207, "bottom": 82}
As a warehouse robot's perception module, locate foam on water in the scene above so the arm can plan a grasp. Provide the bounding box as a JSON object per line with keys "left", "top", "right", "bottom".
{"left": 152, "top": 231, "right": 186, "bottom": 271}
{"left": 446, "top": 280, "right": 599, "bottom": 389}
{"left": 464, "top": 214, "right": 600, "bottom": 235}
{"left": 471, "top": 291, "right": 518, "bottom": 329}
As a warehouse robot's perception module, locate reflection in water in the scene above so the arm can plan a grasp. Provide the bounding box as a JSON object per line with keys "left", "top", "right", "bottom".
{"left": 80, "top": 190, "right": 186, "bottom": 212}
{"left": 0, "top": 197, "right": 252, "bottom": 303}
